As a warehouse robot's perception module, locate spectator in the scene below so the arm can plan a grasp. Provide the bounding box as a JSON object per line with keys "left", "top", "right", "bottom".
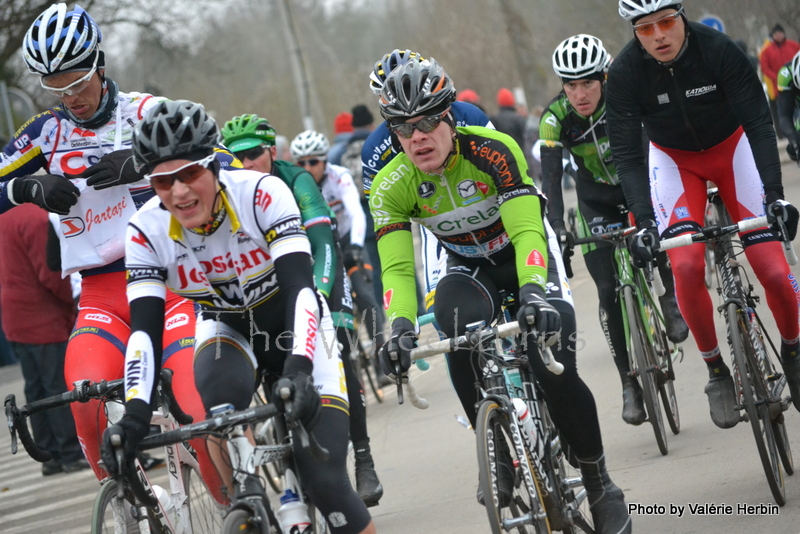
{"left": 490, "top": 87, "right": 528, "bottom": 151}
{"left": 0, "top": 204, "right": 87, "bottom": 476}
{"left": 735, "top": 39, "right": 759, "bottom": 72}
{"left": 328, "top": 111, "right": 354, "bottom": 165}
{"left": 759, "top": 24, "right": 800, "bottom": 139}
{"left": 456, "top": 88, "right": 485, "bottom": 113}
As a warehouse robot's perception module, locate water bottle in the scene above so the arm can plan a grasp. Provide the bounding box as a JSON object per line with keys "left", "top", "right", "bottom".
{"left": 152, "top": 484, "right": 177, "bottom": 527}
{"left": 277, "top": 489, "right": 312, "bottom": 534}
{"left": 512, "top": 398, "right": 537, "bottom": 451}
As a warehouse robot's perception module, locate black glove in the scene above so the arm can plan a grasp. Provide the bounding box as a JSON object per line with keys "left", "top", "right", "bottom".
{"left": 765, "top": 190, "right": 799, "bottom": 241}
{"left": 629, "top": 219, "right": 660, "bottom": 268}
{"left": 83, "top": 149, "right": 144, "bottom": 190}
{"left": 272, "top": 355, "right": 321, "bottom": 429}
{"left": 343, "top": 244, "right": 364, "bottom": 271}
{"left": 517, "top": 283, "right": 561, "bottom": 346}
{"left": 100, "top": 403, "right": 150, "bottom": 476}
{"left": 11, "top": 174, "right": 80, "bottom": 215}
{"left": 787, "top": 141, "right": 799, "bottom": 162}
{"left": 553, "top": 224, "right": 575, "bottom": 278}
{"left": 379, "top": 317, "right": 417, "bottom": 378}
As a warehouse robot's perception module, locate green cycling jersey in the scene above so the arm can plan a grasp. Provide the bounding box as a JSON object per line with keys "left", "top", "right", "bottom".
{"left": 369, "top": 125, "right": 548, "bottom": 325}
{"left": 270, "top": 159, "right": 337, "bottom": 297}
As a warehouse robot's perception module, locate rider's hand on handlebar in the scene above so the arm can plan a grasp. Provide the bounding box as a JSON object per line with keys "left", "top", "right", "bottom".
{"left": 100, "top": 404, "right": 150, "bottom": 477}
{"left": 272, "top": 355, "right": 321, "bottom": 429}
{"left": 629, "top": 219, "right": 660, "bottom": 268}
{"left": 379, "top": 318, "right": 417, "bottom": 379}
{"left": 517, "top": 283, "right": 561, "bottom": 346}
{"left": 765, "top": 191, "right": 799, "bottom": 241}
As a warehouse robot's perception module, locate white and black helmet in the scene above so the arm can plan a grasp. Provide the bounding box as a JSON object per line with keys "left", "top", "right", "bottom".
{"left": 132, "top": 100, "right": 219, "bottom": 169}
{"left": 618, "top": 0, "right": 682, "bottom": 22}
{"left": 290, "top": 130, "right": 329, "bottom": 159}
{"left": 23, "top": 3, "right": 102, "bottom": 76}
{"left": 552, "top": 35, "right": 610, "bottom": 80}
{"left": 379, "top": 58, "right": 455, "bottom": 121}
{"left": 791, "top": 52, "right": 800, "bottom": 91}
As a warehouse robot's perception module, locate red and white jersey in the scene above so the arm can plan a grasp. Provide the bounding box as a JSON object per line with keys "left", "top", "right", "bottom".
{"left": 319, "top": 162, "right": 366, "bottom": 246}
{"left": 125, "top": 168, "right": 311, "bottom": 310}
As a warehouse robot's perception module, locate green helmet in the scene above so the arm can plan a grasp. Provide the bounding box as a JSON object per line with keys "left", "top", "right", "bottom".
{"left": 221, "top": 114, "right": 276, "bottom": 153}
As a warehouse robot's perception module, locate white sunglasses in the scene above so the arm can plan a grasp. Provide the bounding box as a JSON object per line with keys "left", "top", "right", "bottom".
{"left": 40, "top": 50, "right": 99, "bottom": 98}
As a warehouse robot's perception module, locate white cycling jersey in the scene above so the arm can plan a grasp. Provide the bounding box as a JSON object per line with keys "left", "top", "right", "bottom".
{"left": 318, "top": 163, "right": 366, "bottom": 246}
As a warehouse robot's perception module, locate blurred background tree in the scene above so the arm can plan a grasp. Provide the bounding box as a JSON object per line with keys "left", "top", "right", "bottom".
{"left": 1, "top": 0, "right": 797, "bottom": 142}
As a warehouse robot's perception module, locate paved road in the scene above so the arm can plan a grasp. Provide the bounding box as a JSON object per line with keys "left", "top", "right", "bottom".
{"left": 2, "top": 157, "right": 800, "bottom": 533}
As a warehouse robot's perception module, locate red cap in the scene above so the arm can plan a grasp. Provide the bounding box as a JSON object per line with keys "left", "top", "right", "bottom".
{"left": 457, "top": 89, "right": 481, "bottom": 104}
{"left": 333, "top": 112, "right": 353, "bottom": 134}
{"left": 496, "top": 88, "right": 515, "bottom": 108}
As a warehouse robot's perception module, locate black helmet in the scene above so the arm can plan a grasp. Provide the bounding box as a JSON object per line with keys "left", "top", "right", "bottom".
{"left": 379, "top": 58, "right": 456, "bottom": 121}
{"left": 133, "top": 100, "right": 219, "bottom": 170}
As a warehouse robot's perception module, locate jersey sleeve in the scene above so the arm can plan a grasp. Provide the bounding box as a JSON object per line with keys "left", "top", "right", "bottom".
{"left": 253, "top": 176, "right": 311, "bottom": 260}
{"left": 291, "top": 170, "right": 336, "bottom": 297}
{"left": 538, "top": 105, "right": 567, "bottom": 227}
{"left": 125, "top": 221, "right": 168, "bottom": 302}
{"left": 0, "top": 111, "right": 55, "bottom": 213}
{"left": 338, "top": 169, "right": 367, "bottom": 246}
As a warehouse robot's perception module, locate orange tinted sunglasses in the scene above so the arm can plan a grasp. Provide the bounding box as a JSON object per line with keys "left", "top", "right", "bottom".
{"left": 633, "top": 8, "right": 683, "bottom": 36}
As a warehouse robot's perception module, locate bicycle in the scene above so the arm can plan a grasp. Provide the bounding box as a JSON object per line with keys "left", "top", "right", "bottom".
{"left": 5, "top": 370, "right": 224, "bottom": 534}
{"left": 398, "top": 302, "right": 594, "bottom": 534}
{"left": 658, "top": 188, "right": 796, "bottom": 505}
{"left": 127, "top": 389, "right": 331, "bottom": 534}
{"left": 350, "top": 306, "right": 385, "bottom": 404}
{"left": 570, "top": 217, "right": 682, "bottom": 455}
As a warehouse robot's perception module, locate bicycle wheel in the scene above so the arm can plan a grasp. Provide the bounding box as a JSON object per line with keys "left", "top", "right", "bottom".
{"left": 183, "top": 463, "right": 226, "bottom": 533}
{"left": 624, "top": 286, "right": 669, "bottom": 455}
{"left": 772, "top": 414, "right": 794, "bottom": 475}
{"left": 252, "top": 391, "right": 286, "bottom": 494}
{"left": 357, "top": 339, "right": 385, "bottom": 403}
{"left": 728, "top": 302, "right": 786, "bottom": 505}
{"left": 476, "top": 399, "right": 550, "bottom": 534}
{"left": 648, "top": 294, "right": 680, "bottom": 435}
{"left": 91, "top": 479, "right": 150, "bottom": 534}
{"left": 221, "top": 508, "right": 261, "bottom": 534}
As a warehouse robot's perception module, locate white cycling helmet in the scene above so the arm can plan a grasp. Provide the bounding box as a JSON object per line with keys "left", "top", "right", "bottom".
{"left": 792, "top": 52, "right": 800, "bottom": 90}
{"left": 618, "top": 0, "right": 682, "bottom": 22}
{"left": 290, "top": 130, "right": 329, "bottom": 159}
{"left": 23, "top": 3, "right": 102, "bottom": 76}
{"left": 552, "top": 35, "right": 610, "bottom": 80}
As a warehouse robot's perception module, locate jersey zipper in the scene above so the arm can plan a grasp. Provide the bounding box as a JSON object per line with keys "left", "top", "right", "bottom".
{"left": 437, "top": 172, "right": 497, "bottom": 265}
{"left": 669, "top": 67, "right": 704, "bottom": 151}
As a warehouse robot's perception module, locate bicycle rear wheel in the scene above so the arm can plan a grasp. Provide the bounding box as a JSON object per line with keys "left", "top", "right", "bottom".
{"left": 183, "top": 462, "right": 226, "bottom": 533}
{"left": 357, "top": 339, "right": 385, "bottom": 403}
{"left": 728, "top": 302, "right": 786, "bottom": 505}
{"left": 624, "top": 286, "right": 669, "bottom": 455}
{"left": 476, "top": 399, "right": 551, "bottom": 534}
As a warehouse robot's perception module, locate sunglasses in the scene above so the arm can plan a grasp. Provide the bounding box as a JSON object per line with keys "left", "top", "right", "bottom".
{"left": 146, "top": 154, "right": 215, "bottom": 191}
{"left": 389, "top": 111, "right": 448, "bottom": 139}
{"left": 234, "top": 144, "right": 269, "bottom": 162}
{"left": 40, "top": 50, "right": 99, "bottom": 98}
{"left": 633, "top": 8, "right": 684, "bottom": 36}
{"left": 297, "top": 158, "right": 324, "bottom": 167}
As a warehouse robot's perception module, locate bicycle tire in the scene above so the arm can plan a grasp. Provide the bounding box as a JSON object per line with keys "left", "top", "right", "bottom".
{"left": 649, "top": 294, "right": 680, "bottom": 435}
{"left": 91, "top": 479, "right": 152, "bottom": 534}
{"left": 357, "top": 340, "right": 385, "bottom": 403}
{"left": 772, "top": 414, "right": 794, "bottom": 475}
{"left": 221, "top": 508, "right": 263, "bottom": 534}
{"left": 728, "top": 302, "right": 786, "bottom": 505}
{"left": 182, "top": 462, "right": 226, "bottom": 533}
{"left": 624, "top": 285, "right": 669, "bottom": 455}
{"left": 476, "top": 399, "right": 551, "bottom": 534}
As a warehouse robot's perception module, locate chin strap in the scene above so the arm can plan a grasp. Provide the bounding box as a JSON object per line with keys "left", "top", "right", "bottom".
{"left": 190, "top": 186, "right": 227, "bottom": 236}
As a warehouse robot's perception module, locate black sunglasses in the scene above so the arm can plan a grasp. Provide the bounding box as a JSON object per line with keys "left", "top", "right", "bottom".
{"left": 389, "top": 112, "right": 448, "bottom": 139}
{"left": 233, "top": 144, "right": 268, "bottom": 162}
{"left": 297, "top": 158, "right": 324, "bottom": 167}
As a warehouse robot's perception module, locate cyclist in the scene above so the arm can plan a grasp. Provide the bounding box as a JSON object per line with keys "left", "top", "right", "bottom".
{"left": 541, "top": 34, "right": 688, "bottom": 426}
{"left": 776, "top": 51, "right": 800, "bottom": 161}
{"left": 289, "top": 131, "right": 387, "bottom": 367}
{"left": 102, "top": 100, "right": 376, "bottom": 534}
{"left": 372, "top": 58, "right": 630, "bottom": 534}
{"left": 221, "top": 114, "right": 384, "bottom": 506}
{"left": 607, "top": 0, "right": 800, "bottom": 428}
{"left": 0, "top": 3, "right": 224, "bottom": 500}
{"left": 362, "top": 49, "right": 493, "bottom": 310}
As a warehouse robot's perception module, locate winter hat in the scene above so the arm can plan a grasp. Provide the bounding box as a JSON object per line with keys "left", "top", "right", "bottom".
{"left": 771, "top": 24, "right": 785, "bottom": 36}
{"left": 496, "top": 88, "right": 515, "bottom": 108}
{"left": 351, "top": 104, "right": 374, "bottom": 128}
{"left": 333, "top": 112, "right": 353, "bottom": 134}
{"left": 457, "top": 89, "right": 481, "bottom": 104}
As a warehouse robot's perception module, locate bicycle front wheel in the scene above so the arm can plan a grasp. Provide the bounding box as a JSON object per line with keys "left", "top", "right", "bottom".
{"left": 357, "top": 340, "right": 385, "bottom": 403}
{"left": 476, "top": 399, "right": 551, "bottom": 534}
{"left": 624, "top": 286, "right": 668, "bottom": 455}
{"left": 91, "top": 479, "right": 151, "bottom": 534}
{"left": 221, "top": 508, "right": 262, "bottom": 534}
{"left": 728, "top": 302, "right": 785, "bottom": 505}
{"left": 183, "top": 462, "right": 226, "bottom": 533}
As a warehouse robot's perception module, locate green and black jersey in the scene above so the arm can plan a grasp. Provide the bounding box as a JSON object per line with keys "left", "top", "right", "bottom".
{"left": 271, "top": 159, "right": 337, "bottom": 297}
{"left": 539, "top": 92, "right": 619, "bottom": 228}
{"left": 369, "top": 125, "right": 547, "bottom": 325}
{"left": 777, "top": 61, "right": 800, "bottom": 146}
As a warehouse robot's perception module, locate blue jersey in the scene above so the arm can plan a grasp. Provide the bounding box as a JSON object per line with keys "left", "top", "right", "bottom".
{"left": 360, "top": 101, "right": 492, "bottom": 197}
